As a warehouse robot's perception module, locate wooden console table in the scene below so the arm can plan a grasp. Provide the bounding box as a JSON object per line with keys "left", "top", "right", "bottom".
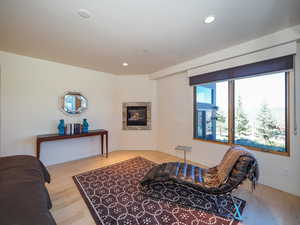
{"left": 36, "top": 129, "right": 108, "bottom": 159}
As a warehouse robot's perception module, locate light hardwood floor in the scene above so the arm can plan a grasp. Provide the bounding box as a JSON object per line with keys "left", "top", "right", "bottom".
{"left": 47, "top": 150, "right": 300, "bottom": 225}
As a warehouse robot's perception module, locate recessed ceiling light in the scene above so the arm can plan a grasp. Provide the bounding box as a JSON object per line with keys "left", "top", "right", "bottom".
{"left": 204, "top": 16, "right": 215, "bottom": 24}
{"left": 77, "top": 9, "right": 91, "bottom": 19}
{"left": 122, "top": 62, "right": 128, "bottom": 67}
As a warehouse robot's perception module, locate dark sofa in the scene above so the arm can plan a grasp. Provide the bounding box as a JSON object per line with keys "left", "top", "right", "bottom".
{"left": 0, "top": 155, "right": 57, "bottom": 225}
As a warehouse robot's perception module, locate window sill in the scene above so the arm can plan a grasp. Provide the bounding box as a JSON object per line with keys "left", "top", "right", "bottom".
{"left": 193, "top": 137, "right": 290, "bottom": 157}
{"left": 193, "top": 138, "right": 230, "bottom": 146}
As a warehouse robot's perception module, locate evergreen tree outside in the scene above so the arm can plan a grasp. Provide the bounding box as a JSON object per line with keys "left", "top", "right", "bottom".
{"left": 255, "top": 102, "right": 281, "bottom": 145}
{"left": 216, "top": 110, "right": 227, "bottom": 138}
{"left": 235, "top": 96, "right": 251, "bottom": 138}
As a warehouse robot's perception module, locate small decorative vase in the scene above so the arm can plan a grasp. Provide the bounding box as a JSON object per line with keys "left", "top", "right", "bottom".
{"left": 58, "top": 119, "right": 65, "bottom": 135}
{"left": 82, "top": 118, "right": 89, "bottom": 133}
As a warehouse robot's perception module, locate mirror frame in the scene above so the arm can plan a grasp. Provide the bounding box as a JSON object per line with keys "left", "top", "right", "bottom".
{"left": 59, "top": 91, "right": 88, "bottom": 116}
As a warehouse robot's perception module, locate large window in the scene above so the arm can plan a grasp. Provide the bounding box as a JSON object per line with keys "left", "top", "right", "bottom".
{"left": 194, "top": 72, "right": 290, "bottom": 155}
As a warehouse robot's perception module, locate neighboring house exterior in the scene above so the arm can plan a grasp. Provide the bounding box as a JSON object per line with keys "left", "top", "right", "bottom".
{"left": 196, "top": 83, "right": 218, "bottom": 140}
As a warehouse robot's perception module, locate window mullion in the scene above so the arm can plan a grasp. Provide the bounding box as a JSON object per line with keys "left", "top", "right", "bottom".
{"left": 193, "top": 86, "right": 197, "bottom": 138}
{"left": 285, "top": 72, "right": 291, "bottom": 155}
{"left": 228, "top": 80, "right": 235, "bottom": 144}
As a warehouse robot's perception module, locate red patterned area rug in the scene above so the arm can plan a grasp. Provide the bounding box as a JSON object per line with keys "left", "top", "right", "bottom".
{"left": 73, "top": 157, "right": 245, "bottom": 225}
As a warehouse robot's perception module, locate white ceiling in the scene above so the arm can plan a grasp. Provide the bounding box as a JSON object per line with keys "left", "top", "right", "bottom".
{"left": 0, "top": 0, "right": 300, "bottom": 75}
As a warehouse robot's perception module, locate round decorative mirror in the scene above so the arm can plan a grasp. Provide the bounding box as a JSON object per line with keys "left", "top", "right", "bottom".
{"left": 60, "top": 92, "right": 88, "bottom": 115}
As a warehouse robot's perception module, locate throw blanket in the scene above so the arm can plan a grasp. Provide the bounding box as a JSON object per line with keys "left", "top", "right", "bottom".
{"left": 204, "top": 146, "right": 259, "bottom": 189}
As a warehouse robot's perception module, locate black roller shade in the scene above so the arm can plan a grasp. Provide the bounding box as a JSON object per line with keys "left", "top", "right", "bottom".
{"left": 189, "top": 55, "right": 294, "bottom": 86}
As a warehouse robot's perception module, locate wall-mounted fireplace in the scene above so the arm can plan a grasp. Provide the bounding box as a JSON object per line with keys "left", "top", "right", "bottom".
{"left": 123, "top": 102, "right": 151, "bottom": 130}
{"left": 127, "top": 106, "right": 147, "bottom": 126}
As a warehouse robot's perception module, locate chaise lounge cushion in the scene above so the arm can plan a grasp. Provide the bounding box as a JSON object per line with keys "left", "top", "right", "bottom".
{"left": 217, "top": 146, "right": 254, "bottom": 185}
{"left": 0, "top": 155, "right": 56, "bottom": 225}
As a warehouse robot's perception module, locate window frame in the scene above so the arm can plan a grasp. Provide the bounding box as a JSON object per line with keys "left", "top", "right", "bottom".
{"left": 193, "top": 71, "right": 291, "bottom": 157}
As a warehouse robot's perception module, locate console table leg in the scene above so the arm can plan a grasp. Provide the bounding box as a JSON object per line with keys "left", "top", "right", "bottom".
{"left": 106, "top": 133, "right": 108, "bottom": 158}
{"left": 36, "top": 141, "right": 40, "bottom": 160}
{"left": 101, "top": 135, "right": 104, "bottom": 156}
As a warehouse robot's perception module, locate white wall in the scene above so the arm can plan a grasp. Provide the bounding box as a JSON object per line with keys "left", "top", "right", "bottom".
{"left": 157, "top": 46, "right": 300, "bottom": 196}
{"left": 115, "top": 75, "right": 157, "bottom": 150}
{"left": 0, "top": 51, "right": 119, "bottom": 165}
{"left": 0, "top": 51, "right": 158, "bottom": 165}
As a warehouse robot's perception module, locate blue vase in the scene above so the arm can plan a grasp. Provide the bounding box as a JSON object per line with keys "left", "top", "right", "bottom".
{"left": 58, "top": 119, "right": 65, "bottom": 135}
{"left": 82, "top": 118, "right": 89, "bottom": 133}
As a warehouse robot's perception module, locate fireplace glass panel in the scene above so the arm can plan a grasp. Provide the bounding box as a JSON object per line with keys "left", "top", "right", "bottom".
{"left": 127, "top": 106, "right": 147, "bottom": 126}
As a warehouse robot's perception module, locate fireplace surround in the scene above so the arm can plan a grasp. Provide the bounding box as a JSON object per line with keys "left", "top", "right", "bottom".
{"left": 122, "top": 102, "right": 151, "bottom": 130}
